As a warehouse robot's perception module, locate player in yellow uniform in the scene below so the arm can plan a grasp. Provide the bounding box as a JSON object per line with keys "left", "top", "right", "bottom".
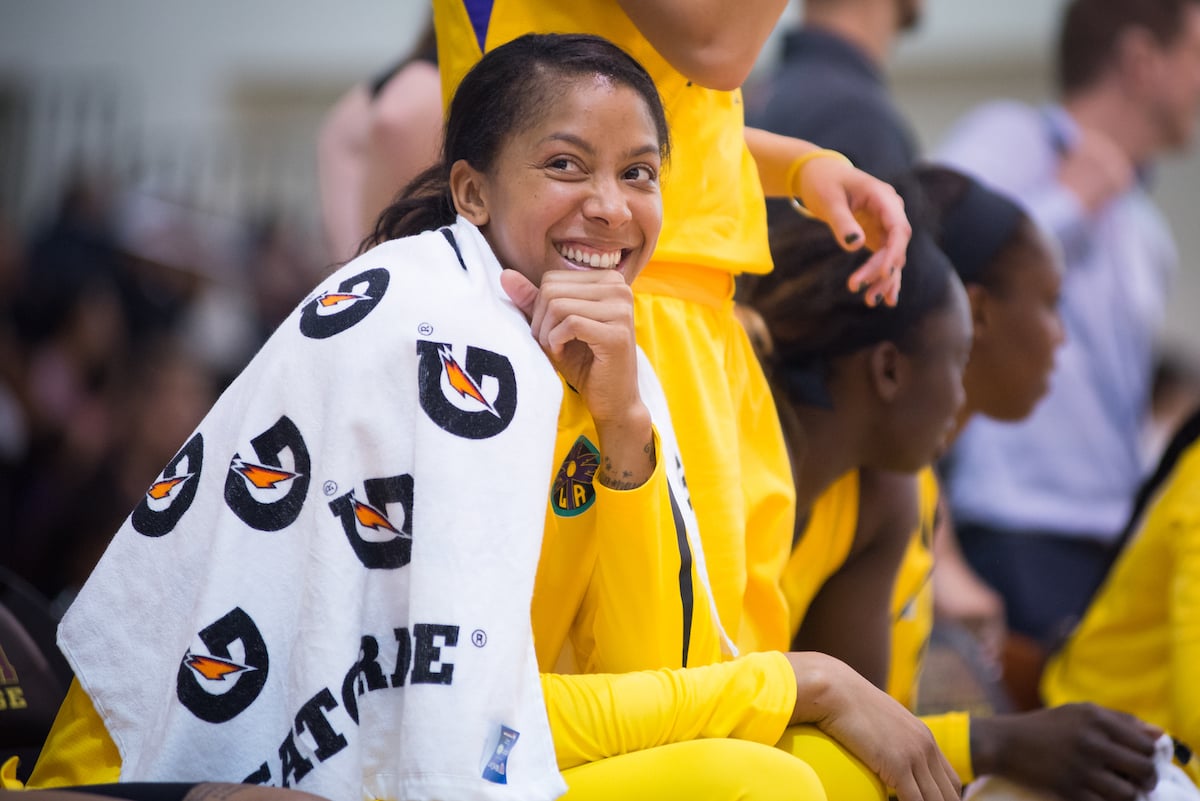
{"left": 888, "top": 467, "right": 938, "bottom": 710}
{"left": 747, "top": 203, "right": 976, "bottom": 774}
{"left": 432, "top": 0, "right": 913, "bottom": 656}
{"left": 749, "top": 168, "right": 1161, "bottom": 801}
{"left": 1042, "top": 407, "right": 1200, "bottom": 782}
{"left": 16, "top": 33, "right": 960, "bottom": 801}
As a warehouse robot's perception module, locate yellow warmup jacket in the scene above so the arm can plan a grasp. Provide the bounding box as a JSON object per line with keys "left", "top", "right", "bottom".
{"left": 888, "top": 467, "right": 938, "bottom": 711}
{"left": 1042, "top": 437, "right": 1200, "bottom": 750}
{"left": 783, "top": 469, "right": 973, "bottom": 781}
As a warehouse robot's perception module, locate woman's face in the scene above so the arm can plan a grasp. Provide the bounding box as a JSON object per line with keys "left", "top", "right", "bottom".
{"left": 467, "top": 76, "right": 664, "bottom": 287}
{"left": 964, "top": 230, "right": 1065, "bottom": 421}
{"left": 879, "top": 277, "right": 973, "bottom": 471}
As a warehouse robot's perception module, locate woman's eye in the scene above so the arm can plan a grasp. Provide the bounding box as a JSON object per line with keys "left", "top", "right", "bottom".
{"left": 625, "top": 165, "right": 656, "bottom": 181}
{"left": 548, "top": 157, "right": 576, "bottom": 171}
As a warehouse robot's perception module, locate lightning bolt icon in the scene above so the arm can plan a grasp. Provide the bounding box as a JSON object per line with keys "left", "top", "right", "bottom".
{"left": 317, "top": 291, "right": 370, "bottom": 308}
{"left": 439, "top": 346, "right": 501, "bottom": 417}
{"left": 147, "top": 473, "right": 192, "bottom": 500}
{"left": 233, "top": 460, "right": 300, "bottom": 489}
{"left": 185, "top": 653, "right": 253, "bottom": 681}
{"left": 353, "top": 499, "right": 402, "bottom": 534}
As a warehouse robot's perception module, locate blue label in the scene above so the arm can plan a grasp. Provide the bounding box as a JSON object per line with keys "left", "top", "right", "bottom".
{"left": 482, "top": 725, "right": 520, "bottom": 784}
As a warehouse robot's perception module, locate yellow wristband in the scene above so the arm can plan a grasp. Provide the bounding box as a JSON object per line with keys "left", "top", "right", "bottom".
{"left": 786, "top": 148, "right": 853, "bottom": 219}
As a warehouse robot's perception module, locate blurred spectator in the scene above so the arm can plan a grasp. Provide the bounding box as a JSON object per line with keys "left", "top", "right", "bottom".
{"left": 8, "top": 335, "right": 216, "bottom": 613}
{"left": 317, "top": 19, "right": 440, "bottom": 263}
{"left": 937, "top": 0, "right": 1200, "bottom": 649}
{"left": 747, "top": 0, "right": 922, "bottom": 230}
{"left": 0, "top": 218, "right": 32, "bottom": 545}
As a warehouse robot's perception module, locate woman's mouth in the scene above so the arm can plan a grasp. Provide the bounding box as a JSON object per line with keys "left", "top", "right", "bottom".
{"left": 556, "top": 244, "right": 625, "bottom": 270}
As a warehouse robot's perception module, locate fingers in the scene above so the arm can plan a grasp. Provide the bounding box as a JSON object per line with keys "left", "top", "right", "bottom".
{"left": 499, "top": 269, "right": 538, "bottom": 322}
{"left": 849, "top": 262, "right": 902, "bottom": 308}
{"left": 818, "top": 195, "right": 868, "bottom": 253}
{"left": 796, "top": 158, "right": 911, "bottom": 309}
{"left": 933, "top": 749, "right": 962, "bottom": 801}
{"left": 1096, "top": 708, "right": 1160, "bottom": 754}
{"left": 891, "top": 771, "right": 923, "bottom": 801}
{"left": 1081, "top": 766, "right": 1153, "bottom": 801}
{"left": 540, "top": 306, "right": 632, "bottom": 356}
{"left": 526, "top": 273, "right": 635, "bottom": 354}
{"left": 892, "top": 760, "right": 959, "bottom": 801}
{"left": 903, "top": 738, "right": 960, "bottom": 801}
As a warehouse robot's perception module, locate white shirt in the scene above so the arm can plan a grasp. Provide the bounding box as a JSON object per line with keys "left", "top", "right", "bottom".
{"left": 938, "top": 102, "right": 1176, "bottom": 541}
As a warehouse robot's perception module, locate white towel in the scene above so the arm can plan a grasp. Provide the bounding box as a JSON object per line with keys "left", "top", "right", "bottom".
{"left": 59, "top": 218, "right": 568, "bottom": 801}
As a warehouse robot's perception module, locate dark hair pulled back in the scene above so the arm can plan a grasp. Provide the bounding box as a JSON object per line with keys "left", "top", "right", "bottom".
{"left": 748, "top": 207, "right": 956, "bottom": 408}
{"left": 362, "top": 32, "right": 669, "bottom": 253}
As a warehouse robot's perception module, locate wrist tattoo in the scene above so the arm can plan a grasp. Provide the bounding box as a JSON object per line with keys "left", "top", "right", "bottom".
{"left": 598, "top": 474, "right": 642, "bottom": 490}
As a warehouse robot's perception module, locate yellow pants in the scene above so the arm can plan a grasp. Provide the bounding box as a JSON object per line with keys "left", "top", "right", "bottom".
{"left": 560, "top": 726, "right": 885, "bottom": 800}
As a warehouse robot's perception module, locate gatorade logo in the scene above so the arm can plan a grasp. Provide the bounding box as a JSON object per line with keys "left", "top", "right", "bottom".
{"left": 132, "top": 432, "right": 204, "bottom": 537}
{"left": 417, "top": 341, "right": 517, "bottom": 440}
{"left": 177, "top": 607, "right": 270, "bottom": 723}
{"left": 299, "top": 268, "right": 389, "bottom": 339}
{"left": 328, "top": 474, "right": 415, "bottom": 570}
{"left": 224, "top": 416, "right": 312, "bottom": 532}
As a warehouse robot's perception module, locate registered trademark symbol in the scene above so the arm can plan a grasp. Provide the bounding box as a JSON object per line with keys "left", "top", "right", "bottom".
{"left": 323, "top": 481, "right": 338, "bottom": 496}
{"left": 417, "top": 322, "right": 434, "bottom": 336}
{"left": 471, "top": 629, "right": 487, "bottom": 648}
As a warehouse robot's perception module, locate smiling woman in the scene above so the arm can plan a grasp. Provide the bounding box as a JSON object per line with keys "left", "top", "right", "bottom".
{"left": 18, "top": 32, "right": 680, "bottom": 801}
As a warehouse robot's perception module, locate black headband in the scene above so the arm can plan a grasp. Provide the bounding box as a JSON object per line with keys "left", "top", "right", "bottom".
{"left": 937, "top": 178, "right": 1025, "bottom": 285}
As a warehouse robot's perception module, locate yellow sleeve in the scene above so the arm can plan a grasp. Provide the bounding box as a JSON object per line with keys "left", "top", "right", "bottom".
{"left": 580, "top": 426, "right": 725, "bottom": 671}
{"left": 27, "top": 678, "right": 121, "bottom": 787}
{"left": 541, "top": 650, "right": 796, "bottom": 770}
{"left": 733, "top": 360, "right": 797, "bottom": 655}
{"left": 539, "top": 403, "right": 723, "bottom": 674}
{"left": 921, "top": 711, "right": 974, "bottom": 783}
{"left": 1170, "top": 504, "right": 1200, "bottom": 747}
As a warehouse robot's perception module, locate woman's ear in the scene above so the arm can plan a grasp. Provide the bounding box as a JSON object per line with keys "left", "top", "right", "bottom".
{"left": 449, "top": 159, "right": 490, "bottom": 225}
{"left": 867, "top": 341, "right": 906, "bottom": 403}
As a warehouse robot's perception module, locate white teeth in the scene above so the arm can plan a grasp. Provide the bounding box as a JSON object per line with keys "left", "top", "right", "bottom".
{"left": 558, "top": 245, "right": 623, "bottom": 269}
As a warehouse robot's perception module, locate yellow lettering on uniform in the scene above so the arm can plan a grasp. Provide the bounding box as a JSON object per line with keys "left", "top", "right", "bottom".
{"left": 573, "top": 484, "right": 588, "bottom": 507}
{"left": 4, "top": 686, "right": 24, "bottom": 710}
{"left": 0, "top": 691, "right": 6, "bottom": 710}
{"left": 558, "top": 488, "right": 568, "bottom": 508}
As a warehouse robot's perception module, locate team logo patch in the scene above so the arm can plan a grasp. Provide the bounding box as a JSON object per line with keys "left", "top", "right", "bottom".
{"left": 299, "top": 267, "right": 389, "bottom": 339}
{"left": 551, "top": 436, "right": 599, "bottom": 517}
{"left": 328, "top": 474, "right": 414, "bottom": 569}
{"left": 133, "top": 432, "right": 204, "bottom": 538}
{"left": 224, "top": 416, "right": 311, "bottom": 531}
{"left": 417, "top": 341, "right": 517, "bottom": 439}
{"left": 177, "top": 607, "right": 269, "bottom": 723}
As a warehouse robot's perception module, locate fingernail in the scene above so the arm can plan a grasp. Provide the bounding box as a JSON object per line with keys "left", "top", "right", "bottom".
{"left": 873, "top": 293, "right": 883, "bottom": 306}
{"left": 889, "top": 265, "right": 896, "bottom": 275}
{"left": 844, "top": 232, "right": 861, "bottom": 245}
